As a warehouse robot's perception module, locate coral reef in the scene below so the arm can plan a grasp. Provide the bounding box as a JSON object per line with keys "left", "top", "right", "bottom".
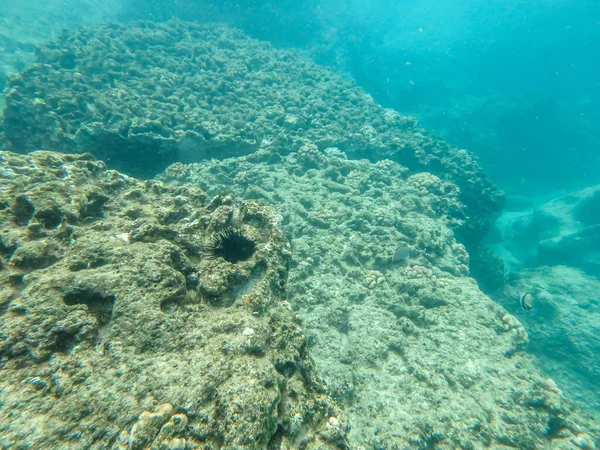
{"left": 161, "top": 144, "right": 599, "bottom": 449}
{"left": 0, "top": 0, "right": 120, "bottom": 109}
{"left": 0, "top": 150, "right": 348, "bottom": 449}
{"left": 2, "top": 20, "right": 503, "bottom": 242}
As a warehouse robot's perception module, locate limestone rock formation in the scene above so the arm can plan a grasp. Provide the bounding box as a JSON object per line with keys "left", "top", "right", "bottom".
{"left": 494, "top": 185, "right": 600, "bottom": 277}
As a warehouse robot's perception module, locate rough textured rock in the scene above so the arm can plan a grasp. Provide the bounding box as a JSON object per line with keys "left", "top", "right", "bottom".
{"left": 494, "top": 265, "right": 600, "bottom": 423}
{"left": 1, "top": 20, "right": 503, "bottom": 243}
{"left": 161, "top": 145, "right": 599, "bottom": 449}
{"left": 0, "top": 150, "right": 349, "bottom": 449}
{"left": 493, "top": 185, "right": 600, "bottom": 277}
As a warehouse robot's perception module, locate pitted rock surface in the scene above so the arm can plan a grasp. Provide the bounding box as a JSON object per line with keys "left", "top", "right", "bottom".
{"left": 162, "top": 145, "right": 599, "bottom": 449}
{"left": 0, "top": 150, "right": 348, "bottom": 449}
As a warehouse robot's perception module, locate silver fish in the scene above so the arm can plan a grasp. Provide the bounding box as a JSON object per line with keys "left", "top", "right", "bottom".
{"left": 393, "top": 246, "right": 410, "bottom": 263}
{"left": 520, "top": 292, "right": 534, "bottom": 311}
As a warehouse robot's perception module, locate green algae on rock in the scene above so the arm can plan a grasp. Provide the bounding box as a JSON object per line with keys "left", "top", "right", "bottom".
{"left": 161, "top": 144, "right": 599, "bottom": 449}
{"left": 0, "top": 150, "right": 349, "bottom": 449}
{"left": 1, "top": 20, "right": 503, "bottom": 244}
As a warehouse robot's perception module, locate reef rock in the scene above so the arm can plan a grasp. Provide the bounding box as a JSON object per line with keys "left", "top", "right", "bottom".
{"left": 494, "top": 265, "right": 600, "bottom": 422}
{"left": 161, "top": 144, "right": 599, "bottom": 449}
{"left": 494, "top": 185, "right": 600, "bottom": 277}
{"left": 0, "top": 150, "right": 349, "bottom": 449}
{"left": 1, "top": 20, "right": 503, "bottom": 242}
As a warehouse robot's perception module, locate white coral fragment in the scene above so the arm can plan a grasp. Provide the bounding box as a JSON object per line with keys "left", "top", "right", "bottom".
{"left": 114, "top": 232, "right": 131, "bottom": 244}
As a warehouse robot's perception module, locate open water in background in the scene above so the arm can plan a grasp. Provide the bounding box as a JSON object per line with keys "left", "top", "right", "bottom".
{"left": 2, "top": 0, "right": 599, "bottom": 194}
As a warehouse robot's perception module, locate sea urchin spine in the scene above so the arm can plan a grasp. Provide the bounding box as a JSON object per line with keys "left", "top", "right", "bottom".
{"left": 205, "top": 227, "right": 256, "bottom": 264}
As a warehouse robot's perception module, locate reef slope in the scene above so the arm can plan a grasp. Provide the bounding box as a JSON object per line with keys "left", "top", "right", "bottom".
{"left": 494, "top": 265, "right": 600, "bottom": 423}
{"left": 162, "top": 145, "right": 599, "bottom": 449}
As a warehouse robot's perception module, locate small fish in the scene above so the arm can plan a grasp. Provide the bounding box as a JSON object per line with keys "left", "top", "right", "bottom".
{"left": 520, "top": 292, "right": 534, "bottom": 311}
{"left": 393, "top": 246, "right": 410, "bottom": 263}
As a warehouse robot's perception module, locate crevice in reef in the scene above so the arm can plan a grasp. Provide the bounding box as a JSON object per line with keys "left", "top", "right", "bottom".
{"left": 11, "top": 195, "right": 35, "bottom": 226}
{"left": 63, "top": 289, "right": 116, "bottom": 326}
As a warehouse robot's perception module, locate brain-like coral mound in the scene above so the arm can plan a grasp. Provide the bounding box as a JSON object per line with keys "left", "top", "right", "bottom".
{"left": 1, "top": 20, "right": 503, "bottom": 241}
{"left": 0, "top": 150, "right": 349, "bottom": 449}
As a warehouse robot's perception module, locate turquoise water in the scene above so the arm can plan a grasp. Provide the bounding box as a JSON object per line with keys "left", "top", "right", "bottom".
{"left": 1, "top": 1, "right": 599, "bottom": 448}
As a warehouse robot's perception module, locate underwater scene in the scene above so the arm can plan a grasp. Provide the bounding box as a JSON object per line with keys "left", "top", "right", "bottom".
{"left": 0, "top": 0, "right": 599, "bottom": 449}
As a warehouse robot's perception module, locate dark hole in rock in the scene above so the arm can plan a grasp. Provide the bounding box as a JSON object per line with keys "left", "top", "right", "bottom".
{"left": 206, "top": 228, "right": 257, "bottom": 264}
{"left": 80, "top": 191, "right": 109, "bottom": 219}
{"left": 245, "top": 344, "right": 266, "bottom": 357}
{"left": 63, "top": 290, "right": 116, "bottom": 325}
{"left": 546, "top": 416, "right": 568, "bottom": 438}
{"left": 420, "top": 295, "right": 448, "bottom": 309}
{"left": 95, "top": 136, "right": 177, "bottom": 179}
{"left": 267, "top": 424, "right": 284, "bottom": 450}
{"left": 11, "top": 195, "right": 35, "bottom": 226}
{"left": 160, "top": 297, "right": 180, "bottom": 313}
{"left": 8, "top": 273, "right": 24, "bottom": 286}
{"left": 59, "top": 51, "right": 77, "bottom": 70}
{"left": 205, "top": 292, "right": 232, "bottom": 308}
{"left": 52, "top": 167, "right": 69, "bottom": 178}
{"left": 48, "top": 329, "right": 77, "bottom": 353}
{"left": 125, "top": 208, "right": 142, "bottom": 219}
{"left": 9, "top": 304, "right": 27, "bottom": 316}
{"left": 0, "top": 235, "right": 18, "bottom": 258}
{"left": 26, "top": 222, "right": 47, "bottom": 239}
{"left": 34, "top": 207, "right": 63, "bottom": 229}
{"left": 89, "top": 257, "right": 109, "bottom": 269}
{"left": 275, "top": 360, "right": 296, "bottom": 378}
{"left": 84, "top": 161, "right": 103, "bottom": 174}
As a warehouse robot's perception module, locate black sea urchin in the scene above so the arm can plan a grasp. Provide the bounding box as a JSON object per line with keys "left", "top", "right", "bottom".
{"left": 205, "top": 228, "right": 256, "bottom": 264}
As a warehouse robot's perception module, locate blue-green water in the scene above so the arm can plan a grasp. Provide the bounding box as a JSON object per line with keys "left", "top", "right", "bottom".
{"left": 1, "top": 0, "right": 599, "bottom": 447}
